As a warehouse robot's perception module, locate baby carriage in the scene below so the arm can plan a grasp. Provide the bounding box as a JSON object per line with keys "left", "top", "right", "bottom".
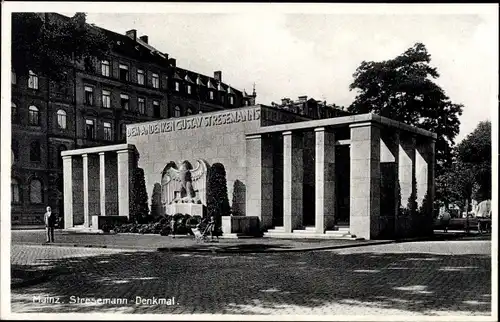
{"left": 191, "top": 224, "right": 211, "bottom": 243}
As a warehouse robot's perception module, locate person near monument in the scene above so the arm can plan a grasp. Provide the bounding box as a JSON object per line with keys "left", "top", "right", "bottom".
{"left": 207, "top": 216, "right": 218, "bottom": 240}
{"left": 44, "top": 206, "right": 56, "bottom": 243}
{"left": 439, "top": 208, "right": 451, "bottom": 233}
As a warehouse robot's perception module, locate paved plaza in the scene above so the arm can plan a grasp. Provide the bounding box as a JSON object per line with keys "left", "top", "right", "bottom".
{"left": 9, "top": 239, "right": 492, "bottom": 316}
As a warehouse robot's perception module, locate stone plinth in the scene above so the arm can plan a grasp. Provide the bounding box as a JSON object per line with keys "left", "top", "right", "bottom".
{"left": 221, "top": 216, "right": 261, "bottom": 237}
{"left": 166, "top": 203, "right": 203, "bottom": 217}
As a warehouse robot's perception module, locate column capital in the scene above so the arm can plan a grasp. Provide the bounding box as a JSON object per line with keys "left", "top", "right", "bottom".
{"left": 282, "top": 131, "right": 292, "bottom": 136}
{"left": 98, "top": 151, "right": 106, "bottom": 156}
{"left": 82, "top": 153, "right": 89, "bottom": 158}
{"left": 349, "top": 121, "right": 382, "bottom": 129}
{"left": 314, "top": 127, "right": 326, "bottom": 133}
{"left": 246, "top": 134, "right": 261, "bottom": 140}
{"left": 116, "top": 149, "right": 133, "bottom": 155}
{"left": 62, "top": 155, "right": 73, "bottom": 160}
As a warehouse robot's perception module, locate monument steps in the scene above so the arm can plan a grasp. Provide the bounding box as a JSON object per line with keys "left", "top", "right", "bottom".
{"left": 264, "top": 227, "right": 361, "bottom": 240}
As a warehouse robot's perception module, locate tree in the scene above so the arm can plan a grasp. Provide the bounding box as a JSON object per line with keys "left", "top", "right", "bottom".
{"left": 12, "top": 12, "right": 110, "bottom": 81}
{"left": 130, "top": 168, "right": 149, "bottom": 224}
{"left": 455, "top": 121, "right": 491, "bottom": 202}
{"left": 348, "top": 43, "right": 463, "bottom": 172}
{"left": 436, "top": 161, "right": 476, "bottom": 214}
{"left": 206, "top": 163, "right": 230, "bottom": 227}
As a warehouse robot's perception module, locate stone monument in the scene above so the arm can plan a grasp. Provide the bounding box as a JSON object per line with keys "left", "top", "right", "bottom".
{"left": 161, "top": 159, "right": 210, "bottom": 217}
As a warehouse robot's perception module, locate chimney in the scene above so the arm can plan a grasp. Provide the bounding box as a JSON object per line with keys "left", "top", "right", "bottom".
{"left": 125, "top": 29, "right": 137, "bottom": 41}
{"left": 298, "top": 95, "right": 308, "bottom": 102}
{"left": 214, "top": 71, "right": 222, "bottom": 82}
{"left": 168, "top": 58, "right": 176, "bottom": 67}
{"left": 281, "top": 98, "right": 290, "bottom": 105}
{"left": 139, "top": 35, "right": 149, "bottom": 43}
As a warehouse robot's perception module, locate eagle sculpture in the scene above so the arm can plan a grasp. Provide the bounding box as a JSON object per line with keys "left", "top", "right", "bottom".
{"left": 161, "top": 160, "right": 210, "bottom": 207}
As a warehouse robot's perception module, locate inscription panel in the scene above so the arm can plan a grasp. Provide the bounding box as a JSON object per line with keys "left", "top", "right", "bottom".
{"left": 127, "top": 108, "right": 261, "bottom": 137}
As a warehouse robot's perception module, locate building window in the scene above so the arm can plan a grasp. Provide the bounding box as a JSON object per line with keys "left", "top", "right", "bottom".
{"left": 28, "top": 70, "right": 38, "bottom": 89}
{"left": 28, "top": 106, "right": 40, "bottom": 126}
{"left": 85, "top": 119, "right": 95, "bottom": 139}
{"left": 30, "top": 179, "right": 43, "bottom": 204}
{"left": 187, "top": 85, "right": 191, "bottom": 94}
{"left": 12, "top": 102, "right": 18, "bottom": 123}
{"left": 138, "top": 98, "right": 145, "bottom": 115}
{"left": 175, "top": 82, "right": 180, "bottom": 92}
{"left": 12, "top": 178, "right": 20, "bottom": 204}
{"left": 119, "top": 64, "right": 129, "bottom": 81}
{"left": 153, "top": 101, "right": 160, "bottom": 118}
{"left": 120, "top": 94, "right": 129, "bottom": 110}
{"left": 84, "top": 86, "right": 94, "bottom": 105}
{"left": 102, "top": 90, "right": 111, "bottom": 108}
{"left": 152, "top": 73, "right": 159, "bottom": 89}
{"left": 221, "top": 95, "right": 225, "bottom": 104}
{"left": 12, "top": 71, "right": 17, "bottom": 85}
{"left": 101, "top": 60, "right": 110, "bottom": 77}
{"left": 174, "top": 106, "right": 181, "bottom": 117}
{"left": 229, "top": 96, "right": 234, "bottom": 105}
{"left": 30, "top": 141, "right": 41, "bottom": 162}
{"left": 103, "top": 122, "right": 112, "bottom": 141}
{"left": 57, "top": 109, "right": 67, "bottom": 129}
{"left": 137, "top": 69, "right": 145, "bottom": 85}
{"left": 187, "top": 108, "right": 193, "bottom": 115}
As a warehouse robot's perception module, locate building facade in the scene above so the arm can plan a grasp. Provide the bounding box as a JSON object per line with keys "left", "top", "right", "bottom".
{"left": 11, "top": 13, "right": 256, "bottom": 226}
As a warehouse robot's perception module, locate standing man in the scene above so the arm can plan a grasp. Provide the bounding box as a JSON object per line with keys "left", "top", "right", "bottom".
{"left": 44, "top": 206, "right": 55, "bottom": 243}
{"left": 440, "top": 208, "right": 451, "bottom": 233}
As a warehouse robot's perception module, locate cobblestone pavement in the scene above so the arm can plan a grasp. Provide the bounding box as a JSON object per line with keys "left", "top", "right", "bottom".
{"left": 9, "top": 241, "right": 492, "bottom": 316}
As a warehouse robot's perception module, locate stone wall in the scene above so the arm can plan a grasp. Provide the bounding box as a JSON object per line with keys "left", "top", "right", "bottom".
{"left": 127, "top": 105, "right": 308, "bottom": 216}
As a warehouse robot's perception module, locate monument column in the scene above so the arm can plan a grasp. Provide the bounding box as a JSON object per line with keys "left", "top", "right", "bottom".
{"left": 283, "top": 131, "right": 303, "bottom": 233}
{"left": 82, "top": 153, "right": 90, "bottom": 228}
{"left": 314, "top": 127, "right": 336, "bottom": 233}
{"left": 398, "top": 134, "right": 416, "bottom": 235}
{"left": 99, "top": 152, "right": 106, "bottom": 217}
{"left": 245, "top": 134, "right": 274, "bottom": 229}
{"left": 62, "top": 155, "right": 73, "bottom": 229}
{"left": 349, "top": 122, "right": 381, "bottom": 240}
{"left": 117, "top": 148, "right": 134, "bottom": 219}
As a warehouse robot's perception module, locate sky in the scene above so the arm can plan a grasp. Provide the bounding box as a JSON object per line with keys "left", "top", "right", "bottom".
{"left": 56, "top": 5, "right": 497, "bottom": 143}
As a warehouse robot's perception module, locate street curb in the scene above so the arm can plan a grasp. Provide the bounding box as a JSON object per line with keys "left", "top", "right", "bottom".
{"left": 17, "top": 242, "right": 155, "bottom": 252}
{"left": 15, "top": 240, "right": 396, "bottom": 253}
{"left": 13, "top": 233, "right": 479, "bottom": 254}
{"left": 156, "top": 240, "right": 396, "bottom": 253}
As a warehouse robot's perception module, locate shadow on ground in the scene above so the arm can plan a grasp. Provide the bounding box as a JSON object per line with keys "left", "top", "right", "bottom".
{"left": 11, "top": 247, "right": 491, "bottom": 315}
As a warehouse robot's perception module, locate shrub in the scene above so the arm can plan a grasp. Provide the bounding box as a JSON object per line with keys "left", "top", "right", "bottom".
{"left": 130, "top": 167, "right": 150, "bottom": 224}
{"left": 206, "top": 163, "right": 230, "bottom": 227}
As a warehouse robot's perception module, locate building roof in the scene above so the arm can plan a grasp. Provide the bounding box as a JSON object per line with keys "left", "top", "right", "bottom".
{"left": 50, "top": 13, "right": 245, "bottom": 96}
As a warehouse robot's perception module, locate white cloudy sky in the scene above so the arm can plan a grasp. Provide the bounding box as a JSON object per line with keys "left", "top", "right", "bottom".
{"left": 58, "top": 5, "right": 497, "bottom": 142}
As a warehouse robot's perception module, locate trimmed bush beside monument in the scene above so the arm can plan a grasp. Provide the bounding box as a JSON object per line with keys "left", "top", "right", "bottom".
{"left": 206, "top": 163, "right": 230, "bottom": 227}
